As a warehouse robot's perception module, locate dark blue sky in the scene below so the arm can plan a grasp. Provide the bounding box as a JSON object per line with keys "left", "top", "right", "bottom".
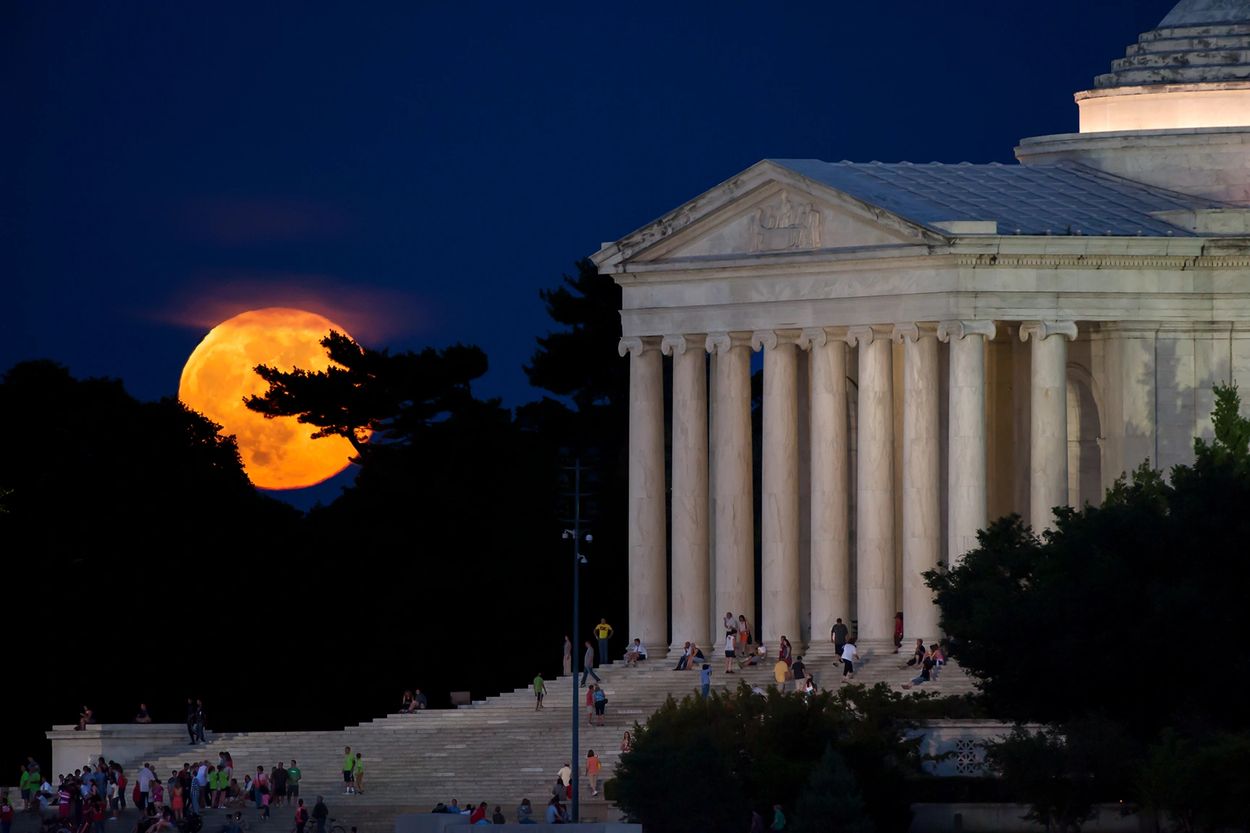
{"left": 4, "top": 0, "right": 1177, "bottom": 410}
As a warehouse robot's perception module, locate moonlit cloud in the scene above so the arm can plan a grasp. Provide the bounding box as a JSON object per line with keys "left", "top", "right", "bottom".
{"left": 152, "top": 273, "right": 431, "bottom": 346}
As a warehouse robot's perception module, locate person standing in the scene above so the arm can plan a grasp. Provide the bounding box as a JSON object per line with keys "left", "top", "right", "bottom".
{"left": 556, "top": 763, "right": 572, "bottom": 800}
{"left": 286, "top": 760, "right": 300, "bottom": 804}
{"left": 593, "top": 619, "right": 614, "bottom": 666}
{"left": 791, "top": 656, "right": 806, "bottom": 684}
{"left": 1, "top": 791, "right": 14, "bottom": 833}
{"left": 724, "top": 631, "right": 737, "bottom": 674}
{"left": 533, "top": 674, "right": 545, "bottom": 711}
{"left": 562, "top": 636, "right": 573, "bottom": 676}
{"left": 312, "top": 797, "right": 327, "bottom": 833}
{"left": 738, "top": 614, "right": 752, "bottom": 651}
{"left": 586, "top": 750, "right": 601, "bottom": 797}
{"left": 771, "top": 803, "right": 787, "bottom": 830}
{"left": 830, "top": 618, "right": 849, "bottom": 657}
{"left": 700, "top": 663, "right": 712, "bottom": 699}
{"left": 723, "top": 611, "right": 736, "bottom": 638}
{"left": 193, "top": 701, "right": 206, "bottom": 744}
{"left": 138, "top": 764, "right": 154, "bottom": 811}
{"left": 893, "top": 612, "right": 904, "bottom": 653}
{"left": 352, "top": 753, "right": 364, "bottom": 796}
{"left": 293, "top": 798, "right": 308, "bottom": 833}
{"left": 272, "top": 762, "right": 288, "bottom": 807}
{"left": 580, "top": 640, "right": 601, "bottom": 687}
{"left": 184, "top": 700, "right": 196, "bottom": 744}
{"left": 341, "top": 747, "right": 354, "bottom": 795}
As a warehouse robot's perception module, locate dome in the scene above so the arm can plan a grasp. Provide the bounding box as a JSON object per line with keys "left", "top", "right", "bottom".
{"left": 1075, "top": 0, "right": 1250, "bottom": 131}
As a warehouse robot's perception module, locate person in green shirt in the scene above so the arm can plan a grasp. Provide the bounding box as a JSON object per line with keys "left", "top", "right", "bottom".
{"left": 342, "top": 747, "right": 354, "bottom": 795}
{"left": 287, "top": 760, "right": 301, "bottom": 800}
{"left": 533, "top": 675, "right": 546, "bottom": 711}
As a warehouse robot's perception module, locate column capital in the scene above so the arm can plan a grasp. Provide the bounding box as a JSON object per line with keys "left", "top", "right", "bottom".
{"left": 750, "top": 330, "right": 800, "bottom": 352}
{"left": 705, "top": 331, "right": 753, "bottom": 354}
{"left": 661, "top": 334, "right": 703, "bottom": 356}
{"left": 846, "top": 325, "right": 891, "bottom": 347}
{"left": 1018, "top": 320, "right": 1078, "bottom": 343}
{"left": 796, "top": 326, "right": 843, "bottom": 350}
{"left": 937, "top": 320, "right": 997, "bottom": 343}
{"left": 891, "top": 322, "right": 939, "bottom": 344}
{"left": 618, "top": 335, "right": 662, "bottom": 357}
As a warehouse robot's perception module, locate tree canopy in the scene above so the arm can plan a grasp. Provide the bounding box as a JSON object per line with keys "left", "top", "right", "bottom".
{"left": 614, "top": 684, "right": 925, "bottom": 833}
{"left": 927, "top": 383, "right": 1250, "bottom": 831}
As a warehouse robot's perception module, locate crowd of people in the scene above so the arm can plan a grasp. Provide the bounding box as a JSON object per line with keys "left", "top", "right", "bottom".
{"left": 11, "top": 753, "right": 344, "bottom": 833}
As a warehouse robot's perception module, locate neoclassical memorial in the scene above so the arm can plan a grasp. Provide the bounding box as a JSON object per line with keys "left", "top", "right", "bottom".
{"left": 593, "top": 0, "right": 1250, "bottom": 655}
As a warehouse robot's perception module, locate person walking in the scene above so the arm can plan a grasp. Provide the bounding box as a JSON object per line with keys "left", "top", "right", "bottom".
{"left": 592, "top": 684, "right": 607, "bottom": 726}
{"left": 533, "top": 674, "right": 546, "bottom": 711}
{"left": 184, "top": 700, "right": 197, "bottom": 745}
{"left": 593, "top": 619, "right": 614, "bottom": 665}
{"left": 562, "top": 636, "right": 572, "bottom": 676}
{"left": 700, "top": 663, "right": 712, "bottom": 698}
{"left": 580, "top": 640, "right": 601, "bottom": 687}
{"left": 585, "top": 750, "right": 602, "bottom": 797}
{"left": 830, "top": 618, "right": 849, "bottom": 657}
{"left": 841, "top": 639, "right": 860, "bottom": 680}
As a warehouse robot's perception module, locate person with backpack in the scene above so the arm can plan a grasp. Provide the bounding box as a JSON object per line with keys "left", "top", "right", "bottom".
{"left": 294, "top": 799, "right": 309, "bottom": 833}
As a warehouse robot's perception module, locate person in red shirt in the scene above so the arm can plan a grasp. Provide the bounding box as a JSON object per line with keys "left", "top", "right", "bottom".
{"left": 468, "top": 802, "right": 488, "bottom": 824}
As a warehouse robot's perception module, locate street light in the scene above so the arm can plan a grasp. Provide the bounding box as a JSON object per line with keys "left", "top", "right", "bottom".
{"left": 562, "top": 526, "right": 591, "bottom": 821}
{"left": 561, "top": 457, "right": 591, "bottom": 822}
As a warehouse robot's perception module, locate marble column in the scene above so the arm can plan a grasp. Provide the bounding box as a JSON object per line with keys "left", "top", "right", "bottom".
{"left": 894, "top": 323, "right": 941, "bottom": 643}
{"left": 619, "top": 336, "right": 667, "bottom": 649}
{"left": 706, "top": 332, "right": 754, "bottom": 640}
{"left": 753, "top": 330, "right": 800, "bottom": 646}
{"left": 938, "top": 320, "right": 996, "bottom": 566}
{"left": 1020, "top": 321, "right": 1078, "bottom": 532}
{"left": 663, "top": 335, "right": 710, "bottom": 651}
{"left": 848, "top": 326, "right": 894, "bottom": 643}
{"left": 798, "top": 327, "right": 849, "bottom": 648}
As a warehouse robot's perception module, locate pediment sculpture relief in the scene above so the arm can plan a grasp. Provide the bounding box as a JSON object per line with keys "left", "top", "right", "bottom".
{"left": 750, "top": 192, "right": 822, "bottom": 252}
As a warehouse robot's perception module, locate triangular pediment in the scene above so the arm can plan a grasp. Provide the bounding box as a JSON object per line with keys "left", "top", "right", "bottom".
{"left": 595, "top": 160, "right": 945, "bottom": 270}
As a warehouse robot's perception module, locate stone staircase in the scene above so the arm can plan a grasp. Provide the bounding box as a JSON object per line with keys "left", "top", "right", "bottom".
{"left": 114, "top": 646, "right": 974, "bottom": 822}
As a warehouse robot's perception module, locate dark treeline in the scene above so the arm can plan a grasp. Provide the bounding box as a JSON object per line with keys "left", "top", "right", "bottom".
{"left": 0, "top": 260, "right": 630, "bottom": 775}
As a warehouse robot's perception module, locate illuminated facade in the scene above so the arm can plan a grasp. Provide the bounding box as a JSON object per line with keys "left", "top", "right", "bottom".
{"left": 594, "top": 0, "right": 1250, "bottom": 655}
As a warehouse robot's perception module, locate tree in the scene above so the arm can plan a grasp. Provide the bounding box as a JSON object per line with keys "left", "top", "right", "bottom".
{"left": 246, "top": 331, "right": 494, "bottom": 458}
{"left": 613, "top": 683, "right": 922, "bottom": 833}
{"left": 793, "top": 746, "right": 873, "bottom": 833}
{"left": 926, "top": 384, "right": 1250, "bottom": 826}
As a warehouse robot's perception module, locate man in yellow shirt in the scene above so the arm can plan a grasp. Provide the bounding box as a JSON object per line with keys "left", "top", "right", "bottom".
{"left": 593, "top": 619, "right": 614, "bottom": 666}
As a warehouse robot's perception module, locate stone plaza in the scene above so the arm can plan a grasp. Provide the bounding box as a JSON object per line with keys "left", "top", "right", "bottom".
{"left": 595, "top": 0, "right": 1250, "bottom": 655}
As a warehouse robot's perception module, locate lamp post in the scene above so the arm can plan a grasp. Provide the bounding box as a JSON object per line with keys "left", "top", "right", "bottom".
{"left": 562, "top": 458, "right": 591, "bottom": 822}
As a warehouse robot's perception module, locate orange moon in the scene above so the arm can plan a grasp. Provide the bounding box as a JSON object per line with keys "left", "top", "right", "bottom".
{"left": 178, "top": 307, "right": 359, "bottom": 490}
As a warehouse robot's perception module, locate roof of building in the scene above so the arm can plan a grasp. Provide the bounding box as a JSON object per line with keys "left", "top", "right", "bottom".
{"left": 1160, "top": 0, "right": 1250, "bottom": 27}
{"left": 768, "top": 158, "right": 1227, "bottom": 237}
{"left": 1093, "top": 0, "right": 1250, "bottom": 89}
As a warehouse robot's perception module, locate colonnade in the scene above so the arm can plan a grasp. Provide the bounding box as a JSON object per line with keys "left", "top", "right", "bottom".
{"left": 619, "top": 319, "right": 1076, "bottom": 654}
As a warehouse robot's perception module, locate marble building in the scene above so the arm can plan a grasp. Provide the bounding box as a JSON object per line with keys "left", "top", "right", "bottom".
{"left": 592, "top": 0, "right": 1250, "bottom": 654}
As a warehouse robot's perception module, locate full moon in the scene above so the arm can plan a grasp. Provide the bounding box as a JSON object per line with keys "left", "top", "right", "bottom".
{"left": 178, "top": 307, "right": 359, "bottom": 490}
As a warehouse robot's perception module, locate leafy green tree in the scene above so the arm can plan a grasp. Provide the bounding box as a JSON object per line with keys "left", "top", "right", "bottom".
{"left": 927, "top": 384, "right": 1250, "bottom": 826}
{"left": 925, "top": 384, "right": 1250, "bottom": 734}
{"left": 614, "top": 683, "right": 921, "bottom": 833}
{"left": 1137, "top": 729, "right": 1250, "bottom": 833}
{"left": 793, "top": 745, "right": 873, "bottom": 833}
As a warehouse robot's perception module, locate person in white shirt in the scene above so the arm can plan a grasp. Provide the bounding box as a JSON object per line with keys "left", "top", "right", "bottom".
{"left": 724, "top": 632, "right": 737, "bottom": 674}
{"left": 139, "top": 764, "right": 154, "bottom": 809}
{"left": 841, "top": 640, "right": 860, "bottom": 680}
{"left": 624, "top": 638, "right": 648, "bottom": 666}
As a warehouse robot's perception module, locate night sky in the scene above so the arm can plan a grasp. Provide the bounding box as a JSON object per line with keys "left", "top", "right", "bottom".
{"left": 4, "top": 1, "right": 1176, "bottom": 439}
